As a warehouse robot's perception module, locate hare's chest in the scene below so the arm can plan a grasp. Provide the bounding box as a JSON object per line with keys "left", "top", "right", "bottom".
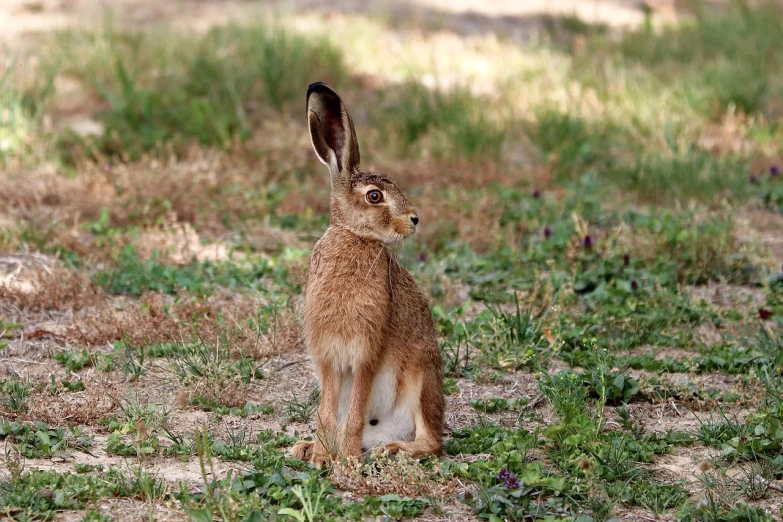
{"left": 303, "top": 250, "right": 390, "bottom": 365}
{"left": 311, "top": 335, "right": 369, "bottom": 374}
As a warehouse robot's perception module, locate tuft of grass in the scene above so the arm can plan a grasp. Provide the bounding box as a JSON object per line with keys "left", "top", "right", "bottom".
{"left": 529, "top": 107, "right": 752, "bottom": 204}
{"left": 0, "top": 78, "right": 32, "bottom": 166}
{"left": 0, "top": 377, "right": 31, "bottom": 413}
{"left": 283, "top": 388, "right": 320, "bottom": 424}
{"left": 0, "top": 59, "right": 56, "bottom": 167}
{"left": 187, "top": 394, "right": 273, "bottom": 418}
{"left": 167, "top": 328, "right": 266, "bottom": 410}
{"left": 461, "top": 295, "right": 551, "bottom": 371}
{"left": 529, "top": 107, "right": 619, "bottom": 181}
{"left": 696, "top": 390, "right": 783, "bottom": 461}
{"left": 611, "top": 148, "right": 750, "bottom": 205}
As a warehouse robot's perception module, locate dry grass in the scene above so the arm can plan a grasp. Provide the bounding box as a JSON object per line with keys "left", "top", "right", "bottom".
{"left": 180, "top": 379, "right": 250, "bottom": 410}
{"left": 0, "top": 265, "right": 102, "bottom": 312}
{"left": 0, "top": 145, "right": 300, "bottom": 237}
{"left": 331, "top": 452, "right": 459, "bottom": 499}
{"left": 68, "top": 292, "right": 299, "bottom": 358}
{"left": 26, "top": 380, "right": 119, "bottom": 426}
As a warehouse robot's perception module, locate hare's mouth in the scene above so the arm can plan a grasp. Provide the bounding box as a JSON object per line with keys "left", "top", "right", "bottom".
{"left": 391, "top": 220, "right": 416, "bottom": 240}
{"left": 384, "top": 232, "right": 407, "bottom": 244}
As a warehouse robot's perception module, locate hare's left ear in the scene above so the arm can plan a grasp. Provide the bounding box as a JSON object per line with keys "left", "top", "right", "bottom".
{"left": 306, "top": 82, "right": 360, "bottom": 186}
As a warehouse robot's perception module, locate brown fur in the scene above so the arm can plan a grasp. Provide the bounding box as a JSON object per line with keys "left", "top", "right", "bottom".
{"left": 291, "top": 82, "right": 444, "bottom": 468}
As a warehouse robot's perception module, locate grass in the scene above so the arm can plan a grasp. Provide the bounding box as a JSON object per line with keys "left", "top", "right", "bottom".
{"left": 2, "top": 1, "right": 783, "bottom": 520}
{"left": 94, "top": 245, "right": 273, "bottom": 296}
{"left": 0, "top": 377, "right": 31, "bottom": 413}
{"left": 613, "top": 1, "right": 783, "bottom": 119}
{"left": 283, "top": 388, "right": 320, "bottom": 424}
{"left": 0, "top": 59, "right": 56, "bottom": 168}
{"left": 374, "top": 82, "right": 511, "bottom": 159}
{"left": 0, "top": 420, "right": 92, "bottom": 458}
{"left": 52, "top": 19, "right": 346, "bottom": 160}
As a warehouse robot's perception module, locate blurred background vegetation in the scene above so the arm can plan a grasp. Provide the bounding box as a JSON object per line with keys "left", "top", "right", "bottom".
{"left": 1, "top": 1, "right": 783, "bottom": 520}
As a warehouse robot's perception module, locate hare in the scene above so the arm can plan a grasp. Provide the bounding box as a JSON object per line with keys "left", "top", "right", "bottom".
{"left": 290, "top": 82, "right": 444, "bottom": 468}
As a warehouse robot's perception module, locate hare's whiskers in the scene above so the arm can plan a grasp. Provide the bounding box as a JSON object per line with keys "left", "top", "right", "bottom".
{"left": 363, "top": 240, "right": 387, "bottom": 285}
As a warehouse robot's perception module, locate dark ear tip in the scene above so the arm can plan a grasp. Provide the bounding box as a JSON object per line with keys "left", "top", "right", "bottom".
{"left": 307, "top": 81, "right": 335, "bottom": 99}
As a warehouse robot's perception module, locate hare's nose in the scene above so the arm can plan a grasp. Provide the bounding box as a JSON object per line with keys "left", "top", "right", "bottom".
{"left": 410, "top": 215, "right": 419, "bottom": 226}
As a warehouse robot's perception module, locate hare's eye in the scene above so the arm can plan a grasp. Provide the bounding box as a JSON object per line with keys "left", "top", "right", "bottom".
{"left": 366, "top": 190, "right": 384, "bottom": 204}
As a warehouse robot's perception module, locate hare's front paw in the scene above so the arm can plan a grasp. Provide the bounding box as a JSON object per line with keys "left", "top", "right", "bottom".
{"left": 291, "top": 440, "right": 331, "bottom": 468}
{"left": 309, "top": 441, "right": 332, "bottom": 469}
{"left": 291, "top": 440, "right": 314, "bottom": 461}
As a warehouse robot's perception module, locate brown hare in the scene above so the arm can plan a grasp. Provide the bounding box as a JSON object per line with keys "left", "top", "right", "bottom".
{"left": 290, "top": 82, "right": 444, "bottom": 468}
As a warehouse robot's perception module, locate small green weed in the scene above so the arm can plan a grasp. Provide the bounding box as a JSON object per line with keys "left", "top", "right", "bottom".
{"left": 462, "top": 467, "right": 570, "bottom": 521}
{"left": 53, "top": 348, "right": 93, "bottom": 371}
{"left": 630, "top": 481, "right": 689, "bottom": 514}
{"left": 445, "top": 425, "right": 543, "bottom": 485}
{"left": 697, "top": 391, "right": 783, "bottom": 461}
{"left": 104, "top": 392, "right": 170, "bottom": 458}
{"left": 0, "top": 420, "right": 92, "bottom": 458}
{"left": 469, "top": 396, "right": 529, "bottom": 413}
{"left": 188, "top": 394, "right": 273, "bottom": 418}
{"left": 0, "top": 318, "right": 22, "bottom": 351}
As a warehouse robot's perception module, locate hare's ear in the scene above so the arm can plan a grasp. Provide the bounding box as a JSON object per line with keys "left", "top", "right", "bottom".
{"left": 306, "top": 82, "right": 360, "bottom": 185}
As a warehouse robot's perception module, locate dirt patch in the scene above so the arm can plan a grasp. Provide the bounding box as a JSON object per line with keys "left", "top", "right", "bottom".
{"left": 58, "top": 498, "right": 190, "bottom": 522}
{"left": 688, "top": 283, "right": 767, "bottom": 313}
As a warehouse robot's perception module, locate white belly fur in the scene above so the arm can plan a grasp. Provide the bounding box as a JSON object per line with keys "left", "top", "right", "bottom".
{"left": 336, "top": 364, "right": 417, "bottom": 450}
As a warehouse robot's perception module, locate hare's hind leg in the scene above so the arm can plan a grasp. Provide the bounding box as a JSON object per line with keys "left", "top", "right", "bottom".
{"left": 377, "top": 371, "right": 443, "bottom": 457}
{"left": 379, "top": 412, "right": 442, "bottom": 457}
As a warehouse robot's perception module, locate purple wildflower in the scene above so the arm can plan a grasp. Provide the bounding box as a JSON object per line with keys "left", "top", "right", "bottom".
{"left": 740, "top": 435, "right": 748, "bottom": 443}
{"left": 581, "top": 235, "right": 593, "bottom": 249}
{"left": 463, "top": 491, "right": 473, "bottom": 500}
{"left": 543, "top": 226, "right": 553, "bottom": 239}
{"left": 532, "top": 189, "right": 541, "bottom": 199}
{"left": 505, "top": 476, "right": 520, "bottom": 489}
{"left": 631, "top": 280, "right": 639, "bottom": 291}
{"left": 103, "top": 164, "right": 111, "bottom": 171}
{"left": 770, "top": 165, "right": 780, "bottom": 176}
{"left": 497, "top": 468, "right": 511, "bottom": 482}
{"left": 758, "top": 308, "right": 773, "bottom": 320}
{"left": 623, "top": 253, "right": 630, "bottom": 266}
{"left": 417, "top": 253, "right": 428, "bottom": 263}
